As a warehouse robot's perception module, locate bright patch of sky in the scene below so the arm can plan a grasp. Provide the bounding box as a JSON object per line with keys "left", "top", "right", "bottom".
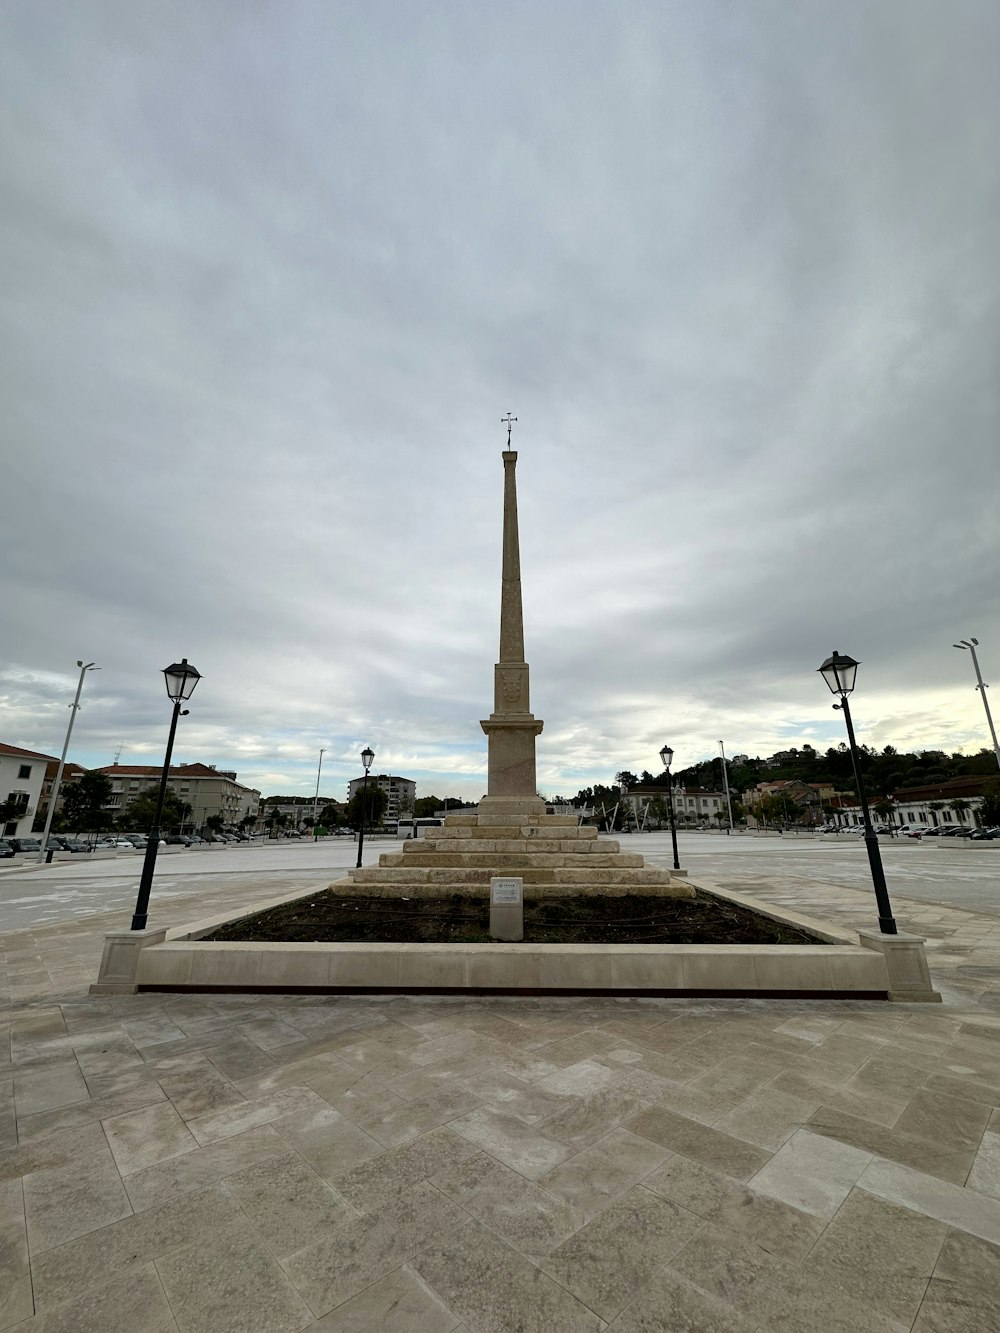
{"left": 1, "top": 1, "right": 998, "bottom": 802}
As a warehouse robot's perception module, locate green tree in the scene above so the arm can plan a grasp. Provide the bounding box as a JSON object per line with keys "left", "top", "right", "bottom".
{"left": 62, "top": 772, "right": 114, "bottom": 833}
{"left": 0, "top": 793, "right": 30, "bottom": 832}
{"left": 346, "top": 784, "right": 388, "bottom": 830}
{"left": 205, "top": 814, "right": 225, "bottom": 835}
{"left": 978, "top": 782, "right": 1000, "bottom": 827}
{"left": 125, "top": 786, "right": 187, "bottom": 833}
{"left": 949, "top": 798, "right": 972, "bottom": 826}
{"left": 872, "top": 800, "right": 895, "bottom": 828}
{"left": 927, "top": 801, "right": 945, "bottom": 828}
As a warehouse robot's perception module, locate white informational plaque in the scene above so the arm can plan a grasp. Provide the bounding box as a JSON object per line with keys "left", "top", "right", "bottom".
{"left": 491, "top": 877, "right": 523, "bottom": 905}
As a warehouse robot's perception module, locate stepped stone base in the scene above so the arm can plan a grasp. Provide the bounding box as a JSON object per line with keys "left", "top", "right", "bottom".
{"left": 330, "top": 812, "right": 694, "bottom": 901}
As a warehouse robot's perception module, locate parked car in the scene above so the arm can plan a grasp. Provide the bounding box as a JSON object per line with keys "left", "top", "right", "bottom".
{"left": 60, "top": 838, "right": 93, "bottom": 853}
{"left": 165, "top": 835, "right": 192, "bottom": 846}
{"left": 8, "top": 838, "right": 41, "bottom": 853}
{"left": 0, "top": 840, "right": 14, "bottom": 859}
{"left": 942, "top": 825, "right": 972, "bottom": 837}
{"left": 899, "top": 825, "right": 929, "bottom": 838}
{"left": 969, "top": 828, "right": 998, "bottom": 840}
{"left": 922, "top": 827, "right": 946, "bottom": 836}
{"left": 187, "top": 834, "right": 205, "bottom": 844}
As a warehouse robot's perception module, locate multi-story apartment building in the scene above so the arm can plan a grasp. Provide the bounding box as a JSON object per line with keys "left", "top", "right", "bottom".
{"left": 0, "top": 743, "right": 54, "bottom": 837}
{"left": 621, "top": 782, "right": 727, "bottom": 825}
{"left": 91, "top": 763, "right": 261, "bottom": 829}
{"left": 346, "top": 773, "right": 415, "bottom": 820}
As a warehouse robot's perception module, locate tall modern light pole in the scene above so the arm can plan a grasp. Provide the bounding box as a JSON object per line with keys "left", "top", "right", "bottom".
{"left": 37, "top": 660, "right": 99, "bottom": 862}
{"left": 718, "top": 740, "right": 734, "bottom": 833}
{"left": 313, "top": 747, "right": 326, "bottom": 839}
{"left": 953, "top": 638, "right": 1000, "bottom": 771}
{"left": 818, "top": 651, "right": 897, "bottom": 934}
{"left": 355, "top": 746, "right": 374, "bottom": 869}
{"left": 659, "top": 744, "right": 681, "bottom": 871}
{"left": 130, "top": 660, "right": 201, "bottom": 931}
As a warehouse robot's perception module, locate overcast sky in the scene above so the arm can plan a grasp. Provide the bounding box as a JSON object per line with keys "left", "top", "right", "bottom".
{"left": 2, "top": 1, "right": 998, "bottom": 805}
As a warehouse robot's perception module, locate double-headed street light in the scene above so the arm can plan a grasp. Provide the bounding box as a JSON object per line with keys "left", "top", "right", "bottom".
{"left": 355, "top": 746, "right": 375, "bottom": 869}
{"left": 130, "top": 659, "right": 201, "bottom": 931}
{"left": 953, "top": 638, "right": 1000, "bottom": 771}
{"left": 818, "top": 651, "right": 897, "bottom": 934}
{"left": 659, "top": 744, "right": 681, "bottom": 871}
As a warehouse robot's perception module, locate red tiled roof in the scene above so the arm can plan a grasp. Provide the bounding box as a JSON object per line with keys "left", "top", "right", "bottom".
{"left": 92, "top": 763, "right": 229, "bottom": 779}
{"left": 0, "top": 742, "right": 59, "bottom": 762}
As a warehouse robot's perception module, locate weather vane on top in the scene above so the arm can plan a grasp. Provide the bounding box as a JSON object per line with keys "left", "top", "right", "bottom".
{"left": 501, "top": 413, "right": 517, "bottom": 448}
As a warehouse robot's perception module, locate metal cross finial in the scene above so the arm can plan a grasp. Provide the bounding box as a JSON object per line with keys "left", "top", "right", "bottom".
{"left": 501, "top": 413, "right": 517, "bottom": 447}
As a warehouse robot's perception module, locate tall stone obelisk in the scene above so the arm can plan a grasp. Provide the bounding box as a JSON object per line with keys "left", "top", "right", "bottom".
{"left": 478, "top": 437, "right": 545, "bottom": 825}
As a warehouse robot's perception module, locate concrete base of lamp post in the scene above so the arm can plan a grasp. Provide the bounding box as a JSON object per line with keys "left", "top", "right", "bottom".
{"left": 90, "top": 927, "right": 168, "bottom": 994}
{"left": 858, "top": 930, "right": 941, "bottom": 1003}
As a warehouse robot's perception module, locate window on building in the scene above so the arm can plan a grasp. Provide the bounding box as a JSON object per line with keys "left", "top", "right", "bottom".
{"left": 18, "top": 765, "right": 31, "bottom": 780}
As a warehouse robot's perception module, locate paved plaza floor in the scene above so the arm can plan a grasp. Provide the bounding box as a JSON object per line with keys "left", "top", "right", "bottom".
{"left": 1, "top": 834, "right": 999, "bottom": 1331}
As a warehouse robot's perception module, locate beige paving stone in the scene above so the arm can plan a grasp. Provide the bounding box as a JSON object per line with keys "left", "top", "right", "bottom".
{"left": 0, "top": 1177, "right": 32, "bottom": 1328}
{"left": 747, "top": 1127, "right": 872, "bottom": 1220}
{"left": 857, "top": 1156, "right": 1000, "bottom": 1245}
{"left": 713, "top": 1086, "right": 819, "bottom": 1150}
{"left": 186, "top": 1084, "right": 328, "bottom": 1144}
{"left": 222, "top": 1151, "right": 355, "bottom": 1259}
{"left": 542, "top": 1184, "right": 702, "bottom": 1320}
{"left": 626, "top": 1105, "right": 773, "bottom": 1181}
{"left": 234, "top": 1014, "right": 309, "bottom": 1051}
{"left": 644, "top": 1152, "right": 826, "bottom": 1262}
{"left": 607, "top": 1265, "right": 758, "bottom": 1333}
{"left": 460, "top": 1069, "right": 572, "bottom": 1123}
{"left": 9, "top": 1262, "right": 174, "bottom": 1333}
{"left": 123, "top": 1124, "right": 290, "bottom": 1212}
{"left": 15, "top": 1081, "right": 169, "bottom": 1144}
{"left": 669, "top": 1220, "right": 908, "bottom": 1333}
{"left": 157, "top": 1064, "right": 247, "bottom": 1120}
{"left": 817, "top": 1082, "right": 909, "bottom": 1128}
{"left": 271, "top": 1104, "right": 383, "bottom": 1179}
{"left": 155, "top": 1214, "right": 312, "bottom": 1333}
{"left": 103, "top": 1101, "right": 198, "bottom": 1176}
{"left": 0, "top": 1080, "right": 15, "bottom": 1154}
{"left": 304, "top": 1264, "right": 461, "bottom": 1332}
{"left": 29, "top": 1184, "right": 239, "bottom": 1309}
{"left": 538, "top": 1127, "right": 671, "bottom": 1224}
{"left": 199, "top": 1036, "right": 277, "bottom": 1081}
{"left": 388, "top": 1053, "right": 492, "bottom": 1101}
{"left": 923, "top": 1070, "right": 1000, "bottom": 1107}
{"left": 13, "top": 1062, "right": 89, "bottom": 1118}
{"left": 804, "top": 1187, "right": 946, "bottom": 1324}
{"left": 350, "top": 1084, "right": 481, "bottom": 1148}
{"left": 23, "top": 1131, "right": 132, "bottom": 1253}
{"left": 332, "top": 1126, "right": 477, "bottom": 1212}
{"left": 808, "top": 1104, "right": 977, "bottom": 1185}
{"left": 893, "top": 1088, "right": 992, "bottom": 1153}
{"left": 431, "top": 1150, "right": 577, "bottom": 1258}
{"left": 283, "top": 1180, "right": 466, "bottom": 1318}
{"left": 448, "top": 1105, "right": 571, "bottom": 1179}
{"left": 912, "top": 1227, "right": 1000, "bottom": 1333}
{"left": 411, "top": 1214, "right": 604, "bottom": 1333}
{"left": 968, "top": 1128, "right": 1000, "bottom": 1200}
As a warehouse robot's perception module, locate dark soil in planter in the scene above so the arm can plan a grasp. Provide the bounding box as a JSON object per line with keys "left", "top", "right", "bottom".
{"left": 203, "top": 892, "right": 824, "bottom": 946}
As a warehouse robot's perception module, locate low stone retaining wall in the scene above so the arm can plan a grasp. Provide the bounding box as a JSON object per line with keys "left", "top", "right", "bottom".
{"left": 87, "top": 875, "right": 932, "bottom": 1001}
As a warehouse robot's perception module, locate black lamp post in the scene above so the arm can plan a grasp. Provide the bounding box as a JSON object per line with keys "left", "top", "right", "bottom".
{"left": 659, "top": 744, "right": 681, "bottom": 871}
{"left": 131, "top": 659, "right": 201, "bottom": 931}
{"left": 818, "top": 651, "right": 897, "bottom": 935}
{"left": 355, "top": 746, "right": 375, "bottom": 869}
